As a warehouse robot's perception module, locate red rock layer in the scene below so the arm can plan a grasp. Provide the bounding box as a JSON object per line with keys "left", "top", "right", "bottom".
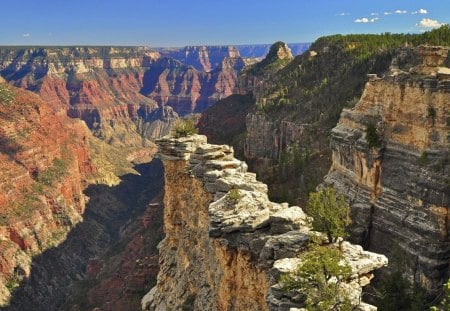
{"left": 0, "top": 83, "right": 95, "bottom": 304}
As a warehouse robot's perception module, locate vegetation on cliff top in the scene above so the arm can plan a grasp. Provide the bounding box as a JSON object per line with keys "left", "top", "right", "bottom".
{"left": 431, "top": 279, "right": 450, "bottom": 311}
{"left": 258, "top": 25, "right": 450, "bottom": 116}
{"left": 171, "top": 118, "right": 198, "bottom": 138}
{"left": 245, "top": 41, "right": 292, "bottom": 76}
{"left": 0, "top": 83, "right": 15, "bottom": 104}
{"left": 281, "top": 242, "right": 352, "bottom": 311}
{"left": 306, "top": 187, "right": 351, "bottom": 244}
{"left": 280, "top": 188, "right": 353, "bottom": 310}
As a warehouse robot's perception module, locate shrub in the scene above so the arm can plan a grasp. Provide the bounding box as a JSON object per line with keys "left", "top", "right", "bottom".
{"left": 306, "top": 187, "right": 351, "bottom": 244}
{"left": 226, "top": 188, "right": 243, "bottom": 204}
{"left": 37, "top": 157, "right": 70, "bottom": 186}
{"left": 365, "top": 123, "right": 381, "bottom": 148}
{"left": 428, "top": 107, "right": 437, "bottom": 119}
{"left": 0, "top": 83, "right": 15, "bottom": 104}
{"left": 430, "top": 279, "right": 450, "bottom": 311}
{"left": 417, "top": 151, "right": 428, "bottom": 166}
{"left": 376, "top": 271, "right": 428, "bottom": 311}
{"left": 171, "top": 118, "right": 198, "bottom": 138}
{"left": 280, "top": 243, "right": 352, "bottom": 311}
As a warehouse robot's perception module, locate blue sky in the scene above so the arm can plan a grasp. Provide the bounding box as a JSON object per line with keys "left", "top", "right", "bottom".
{"left": 0, "top": 0, "right": 448, "bottom": 47}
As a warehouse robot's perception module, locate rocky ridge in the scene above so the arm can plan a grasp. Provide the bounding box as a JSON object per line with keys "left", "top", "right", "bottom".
{"left": 143, "top": 135, "right": 387, "bottom": 310}
{"left": 323, "top": 45, "right": 450, "bottom": 294}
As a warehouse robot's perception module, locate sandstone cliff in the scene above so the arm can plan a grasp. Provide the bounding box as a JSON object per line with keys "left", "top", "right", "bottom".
{"left": 323, "top": 45, "right": 450, "bottom": 294}
{"left": 142, "top": 135, "right": 387, "bottom": 311}
{"left": 0, "top": 81, "right": 95, "bottom": 305}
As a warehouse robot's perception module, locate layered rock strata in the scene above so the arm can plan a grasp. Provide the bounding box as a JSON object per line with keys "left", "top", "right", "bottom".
{"left": 158, "top": 46, "right": 240, "bottom": 72}
{"left": 0, "top": 82, "right": 95, "bottom": 305}
{"left": 0, "top": 46, "right": 246, "bottom": 143}
{"left": 143, "top": 135, "right": 387, "bottom": 310}
{"left": 324, "top": 48, "right": 450, "bottom": 293}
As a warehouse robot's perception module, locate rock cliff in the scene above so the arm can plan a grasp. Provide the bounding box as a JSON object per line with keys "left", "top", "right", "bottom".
{"left": 0, "top": 46, "right": 246, "bottom": 145}
{"left": 0, "top": 81, "right": 95, "bottom": 305}
{"left": 0, "top": 81, "right": 165, "bottom": 310}
{"left": 142, "top": 135, "right": 387, "bottom": 310}
{"left": 323, "top": 45, "right": 450, "bottom": 294}
{"left": 158, "top": 46, "right": 240, "bottom": 72}
{"left": 236, "top": 43, "right": 310, "bottom": 58}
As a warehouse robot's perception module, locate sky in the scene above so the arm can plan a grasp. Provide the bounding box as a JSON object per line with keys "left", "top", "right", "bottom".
{"left": 0, "top": 0, "right": 449, "bottom": 47}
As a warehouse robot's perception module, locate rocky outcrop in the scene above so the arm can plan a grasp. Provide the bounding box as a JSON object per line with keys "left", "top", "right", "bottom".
{"left": 324, "top": 45, "right": 450, "bottom": 293}
{"left": 237, "top": 41, "right": 293, "bottom": 99}
{"left": 0, "top": 82, "right": 95, "bottom": 305}
{"left": 236, "top": 43, "right": 310, "bottom": 58}
{"left": 143, "top": 135, "right": 387, "bottom": 310}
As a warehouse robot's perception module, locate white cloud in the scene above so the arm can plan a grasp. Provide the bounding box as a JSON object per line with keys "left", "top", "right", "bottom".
{"left": 411, "top": 9, "right": 427, "bottom": 15}
{"left": 384, "top": 12, "right": 392, "bottom": 15}
{"left": 355, "top": 18, "right": 369, "bottom": 23}
{"left": 338, "top": 12, "right": 350, "bottom": 16}
{"left": 355, "top": 17, "right": 379, "bottom": 23}
{"left": 416, "top": 18, "right": 446, "bottom": 28}
{"left": 370, "top": 12, "right": 379, "bottom": 16}
{"left": 22, "top": 33, "right": 30, "bottom": 37}
{"left": 394, "top": 10, "right": 408, "bottom": 14}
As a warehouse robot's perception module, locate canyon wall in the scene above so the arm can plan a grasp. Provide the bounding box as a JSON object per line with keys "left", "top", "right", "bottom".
{"left": 0, "top": 46, "right": 246, "bottom": 145}
{"left": 0, "top": 81, "right": 95, "bottom": 305}
{"left": 0, "top": 80, "right": 165, "bottom": 310}
{"left": 142, "top": 135, "right": 388, "bottom": 311}
{"left": 323, "top": 46, "right": 450, "bottom": 293}
{"left": 158, "top": 46, "right": 240, "bottom": 72}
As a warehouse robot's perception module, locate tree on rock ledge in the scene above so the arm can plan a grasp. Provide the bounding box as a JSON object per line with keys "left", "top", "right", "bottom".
{"left": 431, "top": 279, "right": 450, "bottom": 311}
{"left": 306, "top": 187, "right": 351, "bottom": 244}
{"left": 281, "top": 243, "right": 353, "bottom": 311}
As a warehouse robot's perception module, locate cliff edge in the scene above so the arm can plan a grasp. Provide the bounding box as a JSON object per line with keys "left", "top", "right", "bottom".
{"left": 142, "top": 135, "right": 387, "bottom": 310}
{"left": 324, "top": 45, "right": 450, "bottom": 293}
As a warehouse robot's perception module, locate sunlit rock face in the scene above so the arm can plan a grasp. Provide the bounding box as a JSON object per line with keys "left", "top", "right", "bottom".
{"left": 142, "top": 135, "right": 387, "bottom": 311}
{"left": 0, "top": 83, "right": 95, "bottom": 305}
{"left": 0, "top": 46, "right": 246, "bottom": 144}
{"left": 324, "top": 45, "right": 450, "bottom": 294}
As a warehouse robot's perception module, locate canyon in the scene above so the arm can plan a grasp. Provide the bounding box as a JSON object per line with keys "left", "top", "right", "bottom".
{"left": 0, "top": 29, "right": 449, "bottom": 310}
{"left": 0, "top": 45, "right": 249, "bottom": 147}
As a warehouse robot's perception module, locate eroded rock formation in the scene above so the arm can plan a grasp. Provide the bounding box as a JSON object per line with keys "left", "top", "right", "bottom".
{"left": 0, "top": 82, "right": 95, "bottom": 305}
{"left": 324, "top": 45, "right": 450, "bottom": 293}
{"left": 143, "top": 135, "right": 387, "bottom": 311}
{"left": 0, "top": 46, "right": 246, "bottom": 144}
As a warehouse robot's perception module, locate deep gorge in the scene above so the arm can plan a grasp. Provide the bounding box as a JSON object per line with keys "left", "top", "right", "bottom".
{"left": 4, "top": 160, "right": 164, "bottom": 311}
